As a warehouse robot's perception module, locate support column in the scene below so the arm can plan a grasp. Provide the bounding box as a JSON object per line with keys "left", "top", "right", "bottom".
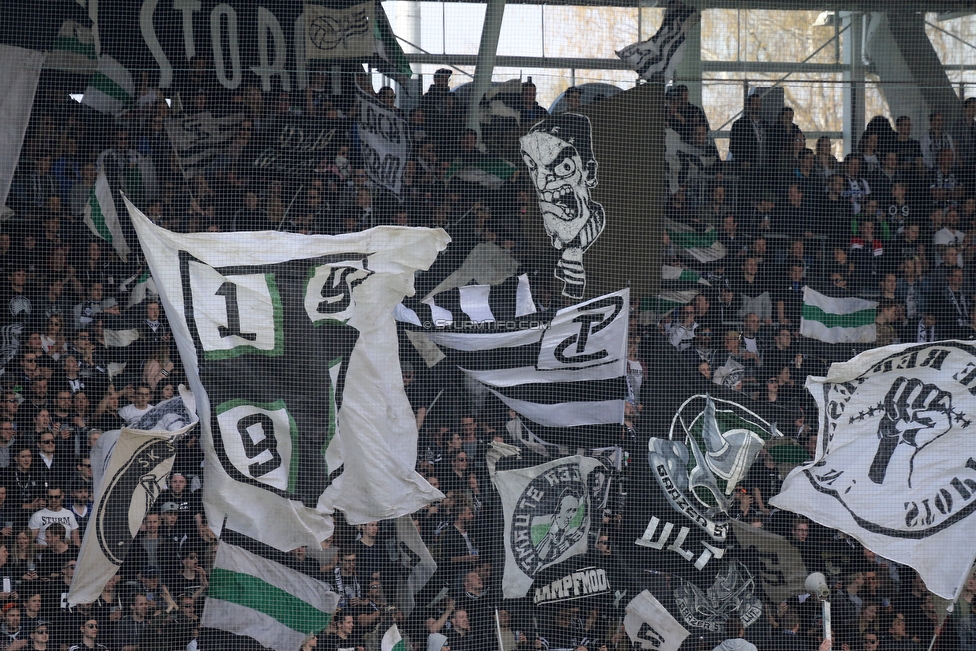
{"left": 842, "top": 11, "right": 865, "bottom": 155}
{"left": 390, "top": 1, "right": 422, "bottom": 109}
{"left": 675, "top": 14, "right": 703, "bottom": 108}
{"left": 465, "top": 0, "right": 506, "bottom": 140}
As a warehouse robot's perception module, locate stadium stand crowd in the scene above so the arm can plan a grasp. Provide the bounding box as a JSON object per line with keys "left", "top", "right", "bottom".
{"left": 0, "top": 61, "right": 974, "bottom": 651}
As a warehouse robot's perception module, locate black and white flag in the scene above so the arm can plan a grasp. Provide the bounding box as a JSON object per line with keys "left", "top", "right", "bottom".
{"left": 305, "top": 2, "right": 375, "bottom": 60}
{"left": 771, "top": 342, "right": 976, "bottom": 599}
{"left": 358, "top": 87, "right": 410, "bottom": 196}
{"left": 624, "top": 590, "right": 690, "bottom": 651}
{"left": 616, "top": 1, "right": 700, "bottom": 84}
{"left": 393, "top": 515, "right": 437, "bottom": 616}
{"left": 70, "top": 388, "right": 200, "bottom": 604}
{"left": 672, "top": 561, "right": 763, "bottom": 633}
{"left": 492, "top": 455, "right": 603, "bottom": 598}
{"left": 729, "top": 520, "right": 808, "bottom": 606}
{"left": 396, "top": 274, "right": 537, "bottom": 328}
{"left": 421, "top": 288, "right": 629, "bottom": 429}
{"left": 165, "top": 111, "right": 246, "bottom": 180}
{"left": 126, "top": 196, "right": 449, "bottom": 552}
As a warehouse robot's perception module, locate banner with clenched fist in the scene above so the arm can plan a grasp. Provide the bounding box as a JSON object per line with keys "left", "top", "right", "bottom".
{"left": 771, "top": 341, "right": 976, "bottom": 599}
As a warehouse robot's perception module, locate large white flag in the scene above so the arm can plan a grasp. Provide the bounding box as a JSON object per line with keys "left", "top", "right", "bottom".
{"left": 491, "top": 455, "right": 602, "bottom": 598}
{"left": 126, "top": 197, "right": 449, "bottom": 552}
{"left": 202, "top": 541, "right": 340, "bottom": 651}
{"left": 770, "top": 341, "right": 976, "bottom": 599}
{"left": 0, "top": 45, "right": 45, "bottom": 212}
{"left": 624, "top": 590, "right": 690, "bottom": 651}
{"left": 70, "top": 389, "right": 200, "bottom": 604}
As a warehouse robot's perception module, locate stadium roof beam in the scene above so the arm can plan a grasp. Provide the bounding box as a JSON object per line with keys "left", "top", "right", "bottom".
{"left": 405, "top": 53, "right": 854, "bottom": 73}
{"left": 400, "top": 0, "right": 976, "bottom": 11}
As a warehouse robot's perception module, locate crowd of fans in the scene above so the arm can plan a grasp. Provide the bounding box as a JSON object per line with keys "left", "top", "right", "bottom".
{"left": 0, "top": 59, "right": 974, "bottom": 651}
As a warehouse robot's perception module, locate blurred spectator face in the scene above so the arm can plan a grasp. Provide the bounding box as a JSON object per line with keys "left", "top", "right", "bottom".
{"left": 378, "top": 87, "right": 396, "bottom": 108}
{"left": 8, "top": 270, "right": 26, "bottom": 289}
{"left": 170, "top": 474, "right": 187, "bottom": 493}
{"left": 938, "top": 147, "right": 954, "bottom": 169}
{"left": 746, "top": 95, "right": 761, "bottom": 116}
{"left": 744, "top": 314, "right": 760, "bottom": 336}
{"left": 132, "top": 594, "right": 149, "bottom": 618}
{"left": 791, "top": 521, "right": 809, "bottom": 543}
{"left": 3, "top": 607, "right": 19, "bottom": 632}
{"left": 565, "top": 89, "right": 581, "bottom": 111}
{"left": 15, "top": 449, "right": 31, "bottom": 471}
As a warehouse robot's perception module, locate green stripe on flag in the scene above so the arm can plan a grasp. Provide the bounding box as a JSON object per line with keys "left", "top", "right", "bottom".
{"left": 87, "top": 188, "right": 112, "bottom": 241}
{"left": 667, "top": 228, "right": 717, "bottom": 250}
{"left": 209, "top": 568, "right": 333, "bottom": 633}
{"left": 801, "top": 304, "right": 876, "bottom": 328}
{"left": 52, "top": 36, "right": 96, "bottom": 60}
{"left": 87, "top": 72, "right": 133, "bottom": 105}
{"left": 445, "top": 158, "right": 516, "bottom": 183}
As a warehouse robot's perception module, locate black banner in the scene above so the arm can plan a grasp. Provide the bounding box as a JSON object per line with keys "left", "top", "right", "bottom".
{"left": 252, "top": 116, "right": 341, "bottom": 176}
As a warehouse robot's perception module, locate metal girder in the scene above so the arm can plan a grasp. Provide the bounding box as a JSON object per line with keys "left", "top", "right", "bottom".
{"left": 398, "top": 0, "right": 976, "bottom": 11}
{"left": 404, "top": 53, "right": 854, "bottom": 73}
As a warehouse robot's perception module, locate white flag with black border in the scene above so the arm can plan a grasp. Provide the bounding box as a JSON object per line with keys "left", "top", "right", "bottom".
{"left": 624, "top": 590, "right": 690, "bottom": 651}
{"left": 770, "top": 341, "right": 976, "bottom": 600}
{"left": 492, "top": 455, "right": 602, "bottom": 598}
{"left": 70, "top": 389, "right": 200, "bottom": 604}
{"left": 357, "top": 88, "right": 410, "bottom": 196}
{"left": 126, "top": 196, "right": 449, "bottom": 552}
{"left": 305, "top": 2, "right": 375, "bottom": 59}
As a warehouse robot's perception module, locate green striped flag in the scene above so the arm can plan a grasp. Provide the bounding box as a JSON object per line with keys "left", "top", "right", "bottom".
{"left": 799, "top": 286, "right": 877, "bottom": 344}
{"left": 445, "top": 156, "right": 517, "bottom": 188}
{"left": 125, "top": 269, "right": 156, "bottom": 309}
{"left": 46, "top": 20, "right": 97, "bottom": 73}
{"left": 201, "top": 541, "right": 340, "bottom": 651}
{"left": 373, "top": 3, "right": 412, "bottom": 76}
{"left": 661, "top": 265, "right": 711, "bottom": 286}
{"left": 82, "top": 54, "right": 133, "bottom": 116}
{"left": 666, "top": 219, "right": 727, "bottom": 263}
{"left": 639, "top": 289, "right": 699, "bottom": 316}
{"left": 382, "top": 624, "right": 407, "bottom": 651}
{"left": 83, "top": 170, "right": 131, "bottom": 262}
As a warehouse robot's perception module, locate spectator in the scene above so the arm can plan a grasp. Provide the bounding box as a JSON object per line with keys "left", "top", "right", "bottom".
{"left": 26, "top": 618, "right": 51, "bottom": 651}
{"left": 0, "top": 602, "right": 26, "bottom": 651}
{"left": 66, "top": 616, "right": 108, "bottom": 651}
{"left": 28, "top": 487, "right": 79, "bottom": 548}
{"left": 321, "top": 611, "right": 363, "bottom": 651}
{"left": 921, "top": 112, "right": 956, "bottom": 170}
{"left": 117, "top": 384, "right": 153, "bottom": 426}
{"left": 115, "top": 593, "right": 149, "bottom": 651}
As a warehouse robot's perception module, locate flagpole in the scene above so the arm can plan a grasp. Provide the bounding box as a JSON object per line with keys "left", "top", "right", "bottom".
{"left": 495, "top": 608, "right": 505, "bottom": 651}
{"left": 925, "top": 603, "right": 952, "bottom": 651}
{"left": 447, "top": 205, "right": 476, "bottom": 230}
{"left": 278, "top": 184, "right": 305, "bottom": 231}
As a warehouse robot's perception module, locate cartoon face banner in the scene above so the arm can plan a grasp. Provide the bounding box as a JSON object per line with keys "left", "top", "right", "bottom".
{"left": 492, "top": 455, "right": 603, "bottom": 598}
{"left": 521, "top": 114, "right": 606, "bottom": 299}
{"left": 519, "top": 84, "right": 665, "bottom": 302}
{"left": 772, "top": 342, "right": 976, "bottom": 599}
